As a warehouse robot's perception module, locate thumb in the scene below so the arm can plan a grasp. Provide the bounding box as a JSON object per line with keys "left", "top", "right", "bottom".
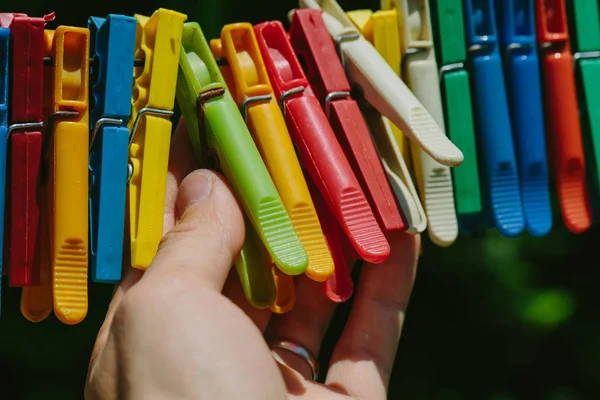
{"left": 143, "top": 169, "right": 245, "bottom": 292}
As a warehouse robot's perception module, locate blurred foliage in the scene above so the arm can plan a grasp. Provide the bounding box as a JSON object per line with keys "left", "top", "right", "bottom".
{"left": 1, "top": 0, "right": 599, "bottom": 398}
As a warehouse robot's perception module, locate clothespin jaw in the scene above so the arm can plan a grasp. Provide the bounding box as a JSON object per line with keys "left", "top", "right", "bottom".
{"left": 127, "top": 9, "right": 185, "bottom": 270}
{"left": 496, "top": 0, "right": 552, "bottom": 237}
{"left": 176, "top": 22, "right": 308, "bottom": 277}
{"left": 298, "top": 0, "right": 464, "bottom": 169}
{"left": 88, "top": 15, "right": 136, "bottom": 283}
{"left": 463, "top": 0, "right": 526, "bottom": 237}
{"left": 429, "top": 0, "right": 483, "bottom": 223}
{"left": 288, "top": 9, "right": 407, "bottom": 234}
{"left": 45, "top": 25, "right": 90, "bottom": 325}
{"left": 210, "top": 23, "right": 333, "bottom": 283}
{"left": 535, "top": 0, "right": 591, "bottom": 233}
{"left": 568, "top": 0, "right": 600, "bottom": 219}
{"left": 254, "top": 19, "right": 390, "bottom": 264}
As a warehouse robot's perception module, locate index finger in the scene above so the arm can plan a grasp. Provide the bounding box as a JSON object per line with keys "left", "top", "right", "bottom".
{"left": 324, "top": 231, "right": 420, "bottom": 398}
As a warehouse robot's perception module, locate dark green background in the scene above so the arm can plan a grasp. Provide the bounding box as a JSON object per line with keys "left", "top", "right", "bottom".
{"left": 2, "top": 1, "right": 599, "bottom": 398}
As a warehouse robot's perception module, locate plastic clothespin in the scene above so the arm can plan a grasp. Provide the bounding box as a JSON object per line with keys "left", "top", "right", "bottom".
{"left": 497, "top": 0, "right": 552, "bottom": 237}
{"left": 298, "top": 0, "right": 464, "bottom": 169}
{"left": 362, "top": 106, "right": 427, "bottom": 234}
{"left": 88, "top": 15, "right": 136, "bottom": 283}
{"left": 359, "top": 1, "right": 458, "bottom": 246}
{"left": 210, "top": 23, "right": 333, "bottom": 283}
{"left": 535, "top": 0, "right": 591, "bottom": 233}
{"left": 20, "top": 29, "right": 56, "bottom": 323}
{"left": 176, "top": 23, "right": 308, "bottom": 278}
{"left": 308, "top": 177, "right": 353, "bottom": 303}
{"left": 0, "top": 26, "right": 8, "bottom": 299}
{"left": 43, "top": 25, "right": 90, "bottom": 325}
{"left": 429, "top": 0, "right": 483, "bottom": 225}
{"left": 254, "top": 20, "right": 390, "bottom": 264}
{"left": 288, "top": 9, "right": 407, "bottom": 234}
{"left": 346, "top": 11, "right": 426, "bottom": 234}
{"left": 568, "top": 0, "right": 600, "bottom": 217}
{"left": 128, "top": 9, "right": 185, "bottom": 270}
{"left": 464, "top": 0, "right": 525, "bottom": 237}
{"left": 0, "top": 13, "right": 52, "bottom": 287}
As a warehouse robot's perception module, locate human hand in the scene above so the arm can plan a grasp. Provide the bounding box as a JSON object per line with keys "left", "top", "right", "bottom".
{"left": 85, "top": 120, "right": 420, "bottom": 399}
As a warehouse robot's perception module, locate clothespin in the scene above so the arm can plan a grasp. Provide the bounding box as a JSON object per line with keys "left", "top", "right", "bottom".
{"left": 88, "top": 15, "right": 136, "bottom": 283}
{"left": 464, "top": 0, "right": 525, "bottom": 237}
{"left": 0, "top": 13, "right": 52, "bottom": 286}
{"left": 20, "top": 29, "right": 56, "bottom": 323}
{"left": 210, "top": 23, "right": 333, "bottom": 283}
{"left": 288, "top": 9, "right": 407, "bottom": 235}
{"left": 0, "top": 26, "right": 8, "bottom": 299}
{"left": 308, "top": 178, "right": 353, "bottom": 303}
{"left": 568, "top": 0, "right": 600, "bottom": 217}
{"left": 297, "top": 0, "right": 464, "bottom": 169}
{"left": 346, "top": 11, "right": 426, "bottom": 234}
{"left": 176, "top": 23, "right": 308, "bottom": 279}
{"left": 362, "top": 106, "right": 427, "bottom": 234}
{"left": 497, "top": 0, "right": 552, "bottom": 237}
{"left": 535, "top": 0, "right": 591, "bottom": 233}
{"left": 429, "top": 0, "right": 483, "bottom": 225}
{"left": 254, "top": 20, "right": 390, "bottom": 264}
{"left": 44, "top": 25, "right": 90, "bottom": 325}
{"left": 128, "top": 9, "right": 185, "bottom": 270}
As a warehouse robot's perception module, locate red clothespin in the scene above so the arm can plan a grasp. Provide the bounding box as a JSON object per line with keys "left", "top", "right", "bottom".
{"left": 254, "top": 20, "right": 390, "bottom": 264}
{"left": 288, "top": 9, "right": 407, "bottom": 233}
{"left": 0, "top": 12, "right": 54, "bottom": 286}
{"left": 306, "top": 177, "right": 353, "bottom": 303}
{"left": 535, "top": 0, "right": 591, "bottom": 233}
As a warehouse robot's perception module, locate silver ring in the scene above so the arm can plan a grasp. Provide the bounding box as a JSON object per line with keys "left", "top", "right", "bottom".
{"left": 268, "top": 339, "right": 318, "bottom": 381}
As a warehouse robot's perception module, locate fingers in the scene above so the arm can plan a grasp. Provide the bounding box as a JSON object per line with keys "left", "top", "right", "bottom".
{"left": 265, "top": 274, "right": 338, "bottom": 380}
{"left": 222, "top": 270, "right": 272, "bottom": 332}
{"left": 164, "top": 118, "right": 198, "bottom": 233}
{"left": 141, "top": 169, "right": 245, "bottom": 293}
{"left": 325, "top": 231, "right": 419, "bottom": 398}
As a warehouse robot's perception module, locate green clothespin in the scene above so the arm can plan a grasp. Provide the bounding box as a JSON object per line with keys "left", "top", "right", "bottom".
{"left": 569, "top": 0, "right": 600, "bottom": 193}
{"left": 430, "top": 0, "right": 482, "bottom": 219}
{"left": 176, "top": 22, "right": 308, "bottom": 306}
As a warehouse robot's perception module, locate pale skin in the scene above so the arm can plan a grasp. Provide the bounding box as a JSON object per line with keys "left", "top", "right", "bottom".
{"left": 85, "top": 119, "right": 420, "bottom": 400}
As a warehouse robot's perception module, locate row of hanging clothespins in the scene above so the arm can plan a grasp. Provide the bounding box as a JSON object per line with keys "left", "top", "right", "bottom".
{"left": 0, "top": 0, "right": 596, "bottom": 324}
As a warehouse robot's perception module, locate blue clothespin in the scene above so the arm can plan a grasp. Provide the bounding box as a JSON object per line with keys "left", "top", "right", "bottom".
{"left": 0, "top": 27, "right": 8, "bottom": 295}
{"left": 496, "top": 0, "right": 552, "bottom": 237}
{"left": 464, "top": 0, "right": 525, "bottom": 237}
{"left": 88, "top": 15, "right": 136, "bottom": 283}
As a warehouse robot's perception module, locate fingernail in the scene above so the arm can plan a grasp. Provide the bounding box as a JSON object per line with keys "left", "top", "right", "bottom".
{"left": 178, "top": 170, "right": 214, "bottom": 213}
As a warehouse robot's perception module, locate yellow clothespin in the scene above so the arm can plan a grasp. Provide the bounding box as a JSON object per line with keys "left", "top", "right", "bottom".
{"left": 210, "top": 23, "right": 334, "bottom": 283}
{"left": 43, "top": 26, "right": 90, "bottom": 325}
{"left": 128, "top": 9, "right": 186, "bottom": 270}
{"left": 348, "top": 2, "right": 458, "bottom": 247}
